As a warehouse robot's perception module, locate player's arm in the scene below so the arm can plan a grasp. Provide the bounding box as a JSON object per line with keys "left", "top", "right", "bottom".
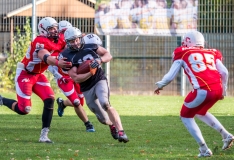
{"left": 67, "top": 66, "right": 93, "bottom": 83}
{"left": 38, "top": 49, "right": 71, "bottom": 69}
{"left": 154, "top": 60, "right": 182, "bottom": 94}
{"left": 216, "top": 59, "right": 228, "bottom": 96}
{"left": 48, "top": 65, "right": 62, "bottom": 79}
{"left": 95, "top": 46, "right": 112, "bottom": 64}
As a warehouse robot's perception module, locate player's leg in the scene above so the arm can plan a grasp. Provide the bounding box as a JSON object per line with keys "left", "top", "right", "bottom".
{"left": 34, "top": 74, "right": 54, "bottom": 143}
{"left": 195, "top": 89, "right": 234, "bottom": 150}
{"left": 56, "top": 77, "right": 72, "bottom": 116}
{"left": 83, "top": 87, "right": 119, "bottom": 140}
{"left": 180, "top": 89, "right": 212, "bottom": 157}
{"left": 1, "top": 70, "right": 34, "bottom": 115}
{"left": 196, "top": 112, "right": 234, "bottom": 150}
{"left": 95, "top": 80, "right": 129, "bottom": 143}
{"left": 73, "top": 82, "right": 95, "bottom": 132}
{"left": 56, "top": 78, "right": 80, "bottom": 116}
{"left": 57, "top": 79, "right": 95, "bottom": 132}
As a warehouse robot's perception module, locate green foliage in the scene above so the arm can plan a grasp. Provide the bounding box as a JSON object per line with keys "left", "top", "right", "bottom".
{"left": 0, "top": 18, "right": 32, "bottom": 91}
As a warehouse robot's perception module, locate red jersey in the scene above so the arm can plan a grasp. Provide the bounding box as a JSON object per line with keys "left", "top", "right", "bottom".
{"left": 57, "top": 32, "right": 66, "bottom": 47}
{"left": 173, "top": 46, "right": 223, "bottom": 91}
{"left": 50, "top": 33, "right": 69, "bottom": 77}
{"left": 21, "top": 36, "right": 64, "bottom": 74}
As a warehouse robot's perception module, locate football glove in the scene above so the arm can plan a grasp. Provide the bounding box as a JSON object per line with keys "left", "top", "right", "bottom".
{"left": 90, "top": 59, "right": 100, "bottom": 68}
{"left": 90, "top": 67, "right": 97, "bottom": 75}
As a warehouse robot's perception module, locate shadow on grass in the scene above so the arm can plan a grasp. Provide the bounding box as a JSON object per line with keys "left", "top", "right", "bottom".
{"left": 0, "top": 114, "right": 233, "bottom": 160}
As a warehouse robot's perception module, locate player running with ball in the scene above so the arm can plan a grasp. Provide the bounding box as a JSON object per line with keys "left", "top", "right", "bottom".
{"left": 58, "top": 27, "right": 129, "bottom": 143}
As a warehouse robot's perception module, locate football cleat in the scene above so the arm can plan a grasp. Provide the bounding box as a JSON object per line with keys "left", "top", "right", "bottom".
{"left": 222, "top": 134, "right": 234, "bottom": 150}
{"left": 85, "top": 122, "right": 95, "bottom": 132}
{"left": 109, "top": 125, "right": 119, "bottom": 140}
{"left": 197, "top": 148, "right": 212, "bottom": 158}
{"left": 39, "top": 127, "right": 53, "bottom": 143}
{"left": 118, "top": 131, "right": 129, "bottom": 143}
{"left": 0, "top": 95, "right": 3, "bottom": 106}
{"left": 57, "top": 97, "right": 65, "bottom": 117}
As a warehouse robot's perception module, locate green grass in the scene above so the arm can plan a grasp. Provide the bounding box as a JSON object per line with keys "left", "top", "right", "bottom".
{"left": 0, "top": 92, "right": 234, "bottom": 160}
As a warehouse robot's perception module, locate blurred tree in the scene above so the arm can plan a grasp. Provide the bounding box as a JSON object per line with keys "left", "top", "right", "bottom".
{"left": 0, "top": 18, "right": 31, "bottom": 91}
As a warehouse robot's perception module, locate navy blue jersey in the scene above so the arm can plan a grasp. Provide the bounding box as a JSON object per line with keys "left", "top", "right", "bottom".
{"left": 59, "top": 44, "right": 106, "bottom": 92}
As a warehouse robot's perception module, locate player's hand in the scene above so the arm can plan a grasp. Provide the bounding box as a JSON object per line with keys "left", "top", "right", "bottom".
{"left": 154, "top": 87, "right": 163, "bottom": 95}
{"left": 90, "top": 67, "right": 97, "bottom": 75}
{"left": 90, "top": 59, "right": 100, "bottom": 68}
{"left": 59, "top": 77, "right": 69, "bottom": 84}
{"left": 58, "top": 57, "right": 72, "bottom": 69}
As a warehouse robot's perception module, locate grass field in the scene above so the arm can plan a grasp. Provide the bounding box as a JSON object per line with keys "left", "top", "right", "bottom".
{"left": 0, "top": 92, "right": 234, "bottom": 160}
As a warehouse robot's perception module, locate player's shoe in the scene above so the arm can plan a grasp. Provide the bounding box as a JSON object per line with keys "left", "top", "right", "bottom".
{"left": 197, "top": 148, "right": 212, "bottom": 158}
{"left": 0, "top": 95, "right": 3, "bottom": 106}
{"left": 222, "top": 134, "right": 234, "bottom": 150}
{"left": 57, "top": 97, "right": 66, "bottom": 117}
{"left": 109, "top": 125, "right": 119, "bottom": 140}
{"left": 85, "top": 122, "right": 95, "bottom": 132}
{"left": 118, "top": 131, "right": 129, "bottom": 143}
{"left": 39, "top": 127, "right": 53, "bottom": 143}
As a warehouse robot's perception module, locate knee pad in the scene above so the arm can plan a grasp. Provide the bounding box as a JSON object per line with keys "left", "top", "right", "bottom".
{"left": 102, "top": 102, "right": 111, "bottom": 111}
{"left": 14, "top": 104, "right": 29, "bottom": 115}
{"left": 73, "top": 98, "right": 80, "bottom": 107}
{"left": 43, "top": 98, "right": 54, "bottom": 110}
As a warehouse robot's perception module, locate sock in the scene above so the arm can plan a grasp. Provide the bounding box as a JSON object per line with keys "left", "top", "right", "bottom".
{"left": 181, "top": 117, "right": 208, "bottom": 151}
{"left": 42, "top": 98, "right": 54, "bottom": 128}
{"left": 2, "top": 97, "right": 17, "bottom": 109}
{"left": 196, "top": 112, "right": 230, "bottom": 139}
{"left": 84, "top": 121, "right": 91, "bottom": 126}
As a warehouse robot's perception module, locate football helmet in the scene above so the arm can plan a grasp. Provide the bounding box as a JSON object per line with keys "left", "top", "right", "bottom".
{"left": 58, "top": 20, "right": 72, "bottom": 33}
{"left": 83, "top": 34, "right": 102, "bottom": 46}
{"left": 64, "top": 27, "right": 84, "bottom": 51}
{"left": 38, "top": 17, "right": 58, "bottom": 39}
{"left": 182, "top": 31, "right": 205, "bottom": 48}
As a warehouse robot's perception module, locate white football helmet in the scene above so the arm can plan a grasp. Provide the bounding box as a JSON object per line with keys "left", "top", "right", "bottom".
{"left": 38, "top": 17, "right": 58, "bottom": 38}
{"left": 83, "top": 34, "right": 102, "bottom": 46}
{"left": 64, "top": 27, "right": 84, "bottom": 50}
{"left": 182, "top": 31, "right": 205, "bottom": 48}
{"left": 58, "top": 20, "right": 72, "bottom": 33}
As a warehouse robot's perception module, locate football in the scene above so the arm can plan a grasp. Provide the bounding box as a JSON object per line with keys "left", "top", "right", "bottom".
{"left": 77, "top": 60, "right": 91, "bottom": 74}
